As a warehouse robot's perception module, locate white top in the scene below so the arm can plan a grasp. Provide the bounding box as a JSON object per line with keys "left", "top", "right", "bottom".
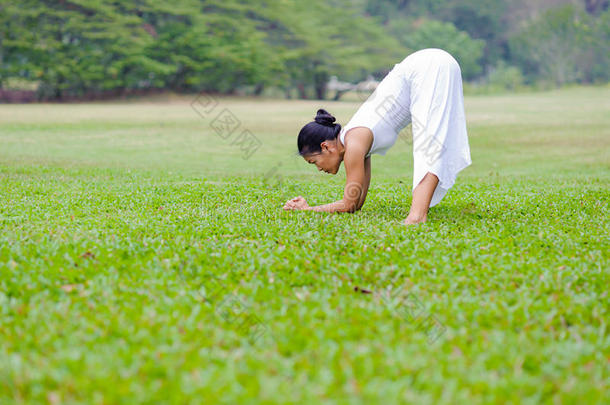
{"left": 338, "top": 48, "right": 472, "bottom": 207}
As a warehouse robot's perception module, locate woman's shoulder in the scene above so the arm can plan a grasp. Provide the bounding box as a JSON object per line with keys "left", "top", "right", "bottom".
{"left": 342, "top": 126, "right": 374, "bottom": 156}
{"left": 343, "top": 126, "right": 373, "bottom": 140}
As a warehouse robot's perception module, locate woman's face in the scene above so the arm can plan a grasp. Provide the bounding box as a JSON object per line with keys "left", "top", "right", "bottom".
{"left": 303, "top": 140, "right": 343, "bottom": 175}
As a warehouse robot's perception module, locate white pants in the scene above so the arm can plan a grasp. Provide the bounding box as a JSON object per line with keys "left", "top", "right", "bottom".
{"left": 398, "top": 48, "right": 472, "bottom": 207}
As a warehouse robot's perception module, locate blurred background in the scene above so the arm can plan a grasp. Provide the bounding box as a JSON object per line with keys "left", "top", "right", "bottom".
{"left": 0, "top": 0, "right": 608, "bottom": 102}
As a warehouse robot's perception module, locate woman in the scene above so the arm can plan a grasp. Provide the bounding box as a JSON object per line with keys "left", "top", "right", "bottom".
{"left": 283, "top": 48, "right": 472, "bottom": 225}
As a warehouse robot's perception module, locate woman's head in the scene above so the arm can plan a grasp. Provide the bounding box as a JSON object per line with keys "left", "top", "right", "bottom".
{"left": 297, "top": 109, "right": 344, "bottom": 174}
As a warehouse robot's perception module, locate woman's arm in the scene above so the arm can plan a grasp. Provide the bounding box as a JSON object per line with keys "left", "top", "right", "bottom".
{"left": 307, "top": 129, "right": 372, "bottom": 213}
{"left": 357, "top": 156, "right": 371, "bottom": 210}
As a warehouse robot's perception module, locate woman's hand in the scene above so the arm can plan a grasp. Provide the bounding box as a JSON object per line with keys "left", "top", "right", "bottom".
{"left": 283, "top": 196, "right": 310, "bottom": 211}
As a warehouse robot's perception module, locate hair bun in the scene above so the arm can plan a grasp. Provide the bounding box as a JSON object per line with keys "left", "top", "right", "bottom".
{"left": 314, "top": 108, "right": 336, "bottom": 127}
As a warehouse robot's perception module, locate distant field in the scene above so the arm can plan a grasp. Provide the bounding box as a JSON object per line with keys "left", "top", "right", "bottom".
{"left": 1, "top": 86, "right": 609, "bottom": 404}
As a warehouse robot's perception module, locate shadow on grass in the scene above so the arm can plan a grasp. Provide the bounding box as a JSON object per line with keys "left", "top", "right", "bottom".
{"left": 363, "top": 199, "right": 489, "bottom": 225}
{"left": 430, "top": 201, "right": 486, "bottom": 224}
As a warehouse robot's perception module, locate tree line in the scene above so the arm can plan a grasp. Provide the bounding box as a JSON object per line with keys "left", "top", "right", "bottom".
{"left": 0, "top": 0, "right": 608, "bottom": 101}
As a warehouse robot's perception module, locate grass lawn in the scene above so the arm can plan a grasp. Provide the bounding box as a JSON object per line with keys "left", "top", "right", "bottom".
{"left": 0, "top": 86, "right": 609, "bottom": 404}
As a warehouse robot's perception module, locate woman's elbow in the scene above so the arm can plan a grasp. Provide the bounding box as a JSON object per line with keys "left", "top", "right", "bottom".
{"left": 340, "top": 200, "right": 359, "bottom": 213}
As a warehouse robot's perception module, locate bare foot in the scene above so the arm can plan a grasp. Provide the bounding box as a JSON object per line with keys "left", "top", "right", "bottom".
{"left": 404, "top": 172, "right": 438, "bottom": 226}
{"left": 403, "top": 213, "right": 427, "bottom": 225}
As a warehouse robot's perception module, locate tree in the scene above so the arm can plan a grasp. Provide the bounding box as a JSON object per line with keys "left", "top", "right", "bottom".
{"left": 584, "top": 0, "right": 609, "bottom": 15}
{"left": 509, "top": 5, "right": 609, "bottom": 85}
{"left": 1, "top": 0, "right": 174, "bottom": 99}
{"left": 363, "top": 0, "right": 412, "bottom": 23}
{"left": 262, "top": 0, "right": 405, "bottom": 99}
{"left": 387, "top": 19, "right": 485, "bottom": 79}
{"left": 140, "top": 0, "right": 285, "bottom": 93}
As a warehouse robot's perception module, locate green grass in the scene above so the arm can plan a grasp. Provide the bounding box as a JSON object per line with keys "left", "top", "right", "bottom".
{"left": 1, "top": 86, "right": 609, "bottom": 404}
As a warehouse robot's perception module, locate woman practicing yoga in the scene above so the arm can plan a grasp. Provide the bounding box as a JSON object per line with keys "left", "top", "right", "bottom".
{"left": 283, "top": 48, "right": 472, "bottom": 224}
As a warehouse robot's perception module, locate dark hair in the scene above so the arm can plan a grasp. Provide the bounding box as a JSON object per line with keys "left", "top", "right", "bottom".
{"left": 297, "top": 109, "right": 342, "bottom": 155}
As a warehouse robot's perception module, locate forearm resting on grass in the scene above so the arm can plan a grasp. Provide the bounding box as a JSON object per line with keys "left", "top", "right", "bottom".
{"left": 307, "top": 198, "right": 360, "bottom": 213}
{"left": 308, "top": 179, "right": 368, "bottom": 213}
